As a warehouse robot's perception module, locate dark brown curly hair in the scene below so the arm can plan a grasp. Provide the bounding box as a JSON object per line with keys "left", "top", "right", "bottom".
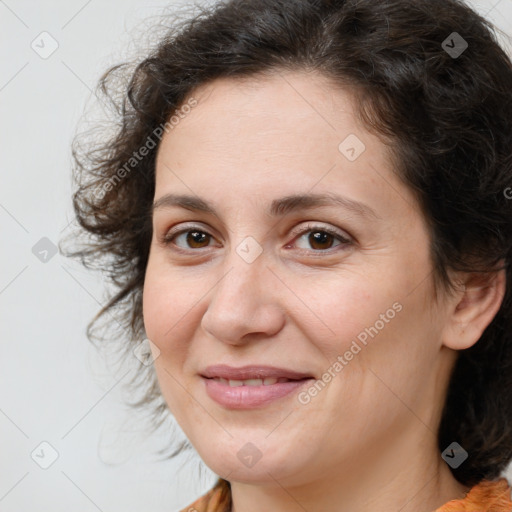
{"left": 60, "top": 0, "right": 512, "bottom": 487}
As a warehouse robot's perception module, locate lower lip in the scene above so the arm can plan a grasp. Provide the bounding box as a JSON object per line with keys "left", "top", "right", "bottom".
{"left": 202, "top": 377, "right": 313, "bottom": 409}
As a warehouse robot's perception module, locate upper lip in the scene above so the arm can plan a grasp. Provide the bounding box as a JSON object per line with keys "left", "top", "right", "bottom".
{"left": 200, "top": 364, "right": 314, "bottom": 381}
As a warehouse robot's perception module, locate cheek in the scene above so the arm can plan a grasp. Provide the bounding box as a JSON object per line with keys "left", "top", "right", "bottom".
{"left": 292, "top": 266, "right": 435, "bottom": 393}
{"left": 285, "top": 270, "right": 398, "bottom": 355}
{"left": 142, "top": 270, "right": 166, "bottom": 349}
{"left": 142, "top": 261, "right": 195, "bottom": 360}
{"left": 142, "top": 264, "right": 201, "bottom": 422}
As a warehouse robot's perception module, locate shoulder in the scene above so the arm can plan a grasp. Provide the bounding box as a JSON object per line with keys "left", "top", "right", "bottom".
{"left": 436, "top": 477, "right": 512, "bottom": 511}
{"left": 178, "top": 478, "right": 231, "bottom": 512}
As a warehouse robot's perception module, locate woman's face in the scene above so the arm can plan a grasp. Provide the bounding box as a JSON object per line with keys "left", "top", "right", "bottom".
{"left": 143, "top": 71, "right": 457, "bottom": 487}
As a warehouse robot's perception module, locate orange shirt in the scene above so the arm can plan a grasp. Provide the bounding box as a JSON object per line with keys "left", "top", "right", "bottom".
{"left": 179, "top": 477, "right": 512, "bottom": 512}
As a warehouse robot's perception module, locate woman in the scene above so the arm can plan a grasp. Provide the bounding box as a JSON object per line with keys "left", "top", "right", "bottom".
{"left": 62, "top": 0, "right": 512, "bottom": 510}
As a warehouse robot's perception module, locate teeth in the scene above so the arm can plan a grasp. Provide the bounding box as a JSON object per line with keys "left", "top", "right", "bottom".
{"left": 214, "top": 377, "right": 288, "bottom": 386}
{"left": 246, "top": 378, "right": 264, "bottom": 386}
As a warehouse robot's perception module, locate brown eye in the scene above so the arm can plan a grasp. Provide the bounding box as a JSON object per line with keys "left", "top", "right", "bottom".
{"left": 184, "top": 231, "right": 211, "bottom": 248}
{"left": 307, "top": 231, "right": 336, "bottom": 250}
{"left": 292, "top": 224, "right": 352, "bottom": 252}
{"left": 162, "top": 228, "right": 214, "bottom": 249}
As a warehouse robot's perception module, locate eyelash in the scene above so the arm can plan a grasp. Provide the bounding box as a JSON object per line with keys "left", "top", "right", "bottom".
{"left": 159, "top": 222, "right": 352, "bottom": 254}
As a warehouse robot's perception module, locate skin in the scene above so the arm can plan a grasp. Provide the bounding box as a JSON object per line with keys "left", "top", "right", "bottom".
{"left": 142, "top": 70, "right": 506, "bottom": 512}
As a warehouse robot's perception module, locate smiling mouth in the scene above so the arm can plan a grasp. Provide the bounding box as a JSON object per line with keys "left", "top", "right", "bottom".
{"left": 206, "top": 376, "right": 311, "bottom": 387}
{"left": 200, "top": 364, "right": 315, "bottom": 381}
{"left": 199, "top": 364, "right": 315, "bottom": 408}
{"left": 201, "top": 374, "right": 315, "bottom": 409}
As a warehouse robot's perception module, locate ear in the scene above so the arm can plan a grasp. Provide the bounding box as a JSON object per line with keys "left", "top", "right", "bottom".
{"left": 442, "top": 266, "right": 507, "bottom": 351}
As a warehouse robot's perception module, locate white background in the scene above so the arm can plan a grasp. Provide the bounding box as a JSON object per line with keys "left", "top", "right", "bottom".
{"left": 1, "top": 1, "right": 511, "bottom": 510}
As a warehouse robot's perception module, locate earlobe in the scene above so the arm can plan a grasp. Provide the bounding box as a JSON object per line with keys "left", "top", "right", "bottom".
{"left": 442, "top": 267, "right": 507, "bottom": 351}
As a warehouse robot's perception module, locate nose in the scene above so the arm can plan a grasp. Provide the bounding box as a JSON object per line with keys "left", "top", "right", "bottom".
{"left": 200, "top": 248, "right": 285, "bottom": 346}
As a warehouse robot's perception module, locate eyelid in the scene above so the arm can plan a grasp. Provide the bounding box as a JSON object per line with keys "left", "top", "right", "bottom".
{"left": 289, "top": 222, "right": 352, "bottom": 244}
{"left": 163, "top": 221, "right": 212, "bottom": 238}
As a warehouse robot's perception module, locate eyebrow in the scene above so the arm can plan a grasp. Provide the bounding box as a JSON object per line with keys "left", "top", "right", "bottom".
{"left": 152, "top": 192, "right": 380, "bottom": 220}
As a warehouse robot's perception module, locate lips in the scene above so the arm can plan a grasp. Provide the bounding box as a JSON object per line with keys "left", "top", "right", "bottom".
{"left": 200, "top": 364, "right": 314, "bottom": 381}
{"left": 200, "top": 365, "right": 315, "bottom": 408}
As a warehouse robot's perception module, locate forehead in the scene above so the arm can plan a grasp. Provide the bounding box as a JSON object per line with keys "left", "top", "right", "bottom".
{"left": 153, "top": 71, "right": 417, "bottom": 221}
{"left": 158, "top": 71, "right": 361, "bottom": 155}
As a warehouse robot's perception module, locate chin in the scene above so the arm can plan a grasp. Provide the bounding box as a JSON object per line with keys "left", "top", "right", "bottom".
{"left": 197, "top": 438, "right": 309, "bottom": 486}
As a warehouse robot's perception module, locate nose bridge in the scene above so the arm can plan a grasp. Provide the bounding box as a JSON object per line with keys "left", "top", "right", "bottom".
{"left": 214, "top": 237, "right": 267, "bottom": 311}
{"left": 201, "top": 237, "right": 283, "bottom": 342}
